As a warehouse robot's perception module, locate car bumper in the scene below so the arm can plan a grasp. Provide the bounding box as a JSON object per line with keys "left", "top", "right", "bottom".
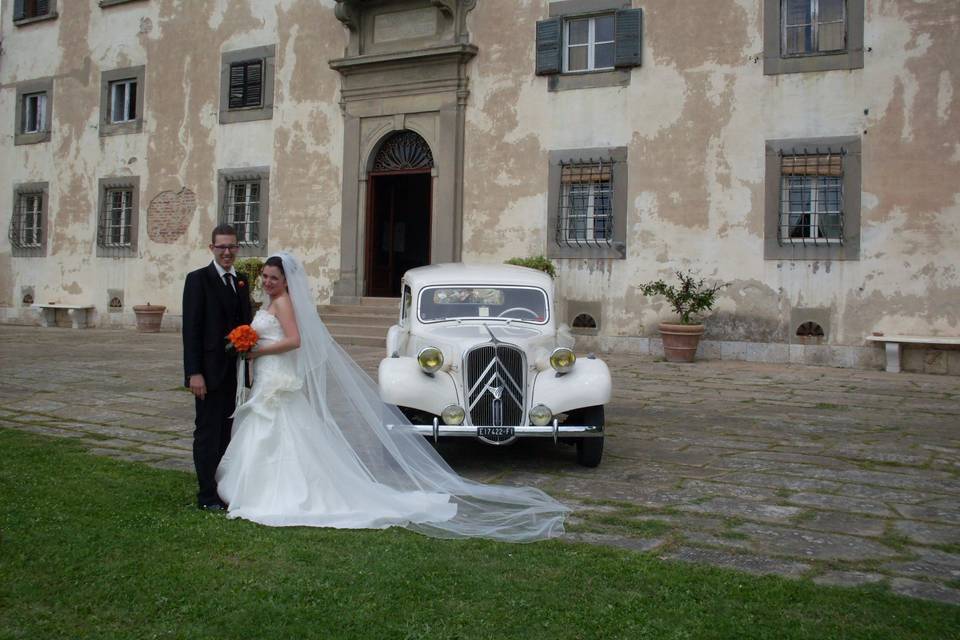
{"left": 399, "top": 418, "right": 603, "bottom": 445}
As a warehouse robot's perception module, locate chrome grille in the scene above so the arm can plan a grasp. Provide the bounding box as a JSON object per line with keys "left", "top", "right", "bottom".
{"left": 465, "top": 343, "right": 526, "bottom": 431}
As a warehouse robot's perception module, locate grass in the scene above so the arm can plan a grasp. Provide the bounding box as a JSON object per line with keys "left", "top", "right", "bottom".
{"left": 2, "top": 429, "right": 959, "bottom": 640}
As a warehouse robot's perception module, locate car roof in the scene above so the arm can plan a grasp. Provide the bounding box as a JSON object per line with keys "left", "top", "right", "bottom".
{"left": 403, "top": 263, "right": 554, "bottom": 290}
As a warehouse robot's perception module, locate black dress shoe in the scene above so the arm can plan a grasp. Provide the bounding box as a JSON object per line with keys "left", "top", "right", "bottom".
{"left": 199, "top": 501, "right": 226, "bottom": 511}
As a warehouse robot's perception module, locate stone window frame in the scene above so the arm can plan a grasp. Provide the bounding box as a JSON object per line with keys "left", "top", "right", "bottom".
{"left": 219, "top": 45, "right": 276, "bottom": 124}
{"left": 99, "top": 66, "right": 145, "bottom": 137}
{"left": 763, "top": 0, "right": 864, "bottom": 75}
{"left": 764, "top": 136, "right": 861, "bottom": 261}
{"left": 538, "top": 0, "right": 640, "bottom": 93}
{"left": 96, "top": 175, "right": 141, "bottom": 258}
{"left": 14, "top": 77, "right": 53, "bottom": 145}
{"left": 547, "top": 146, "right": 627, "bottom": 260}
{"left": 217, "top": 167, "right": 270, "bottom": 257}
{"left": 9, "top": 181, "right": 50, "bottom": 258}
{"left": 12, "top": 0, "right": 58, "bottom": 26}
{"left": 99, "top": 0, "right": 147, "bottom": 7}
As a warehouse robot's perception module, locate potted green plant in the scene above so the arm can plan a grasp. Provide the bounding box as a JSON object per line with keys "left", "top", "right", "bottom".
{"left": 234, "top": 257, "right": 265, "bottom": 309}
{"left": 638, "top": 270, "right": 727, "bottom": 362}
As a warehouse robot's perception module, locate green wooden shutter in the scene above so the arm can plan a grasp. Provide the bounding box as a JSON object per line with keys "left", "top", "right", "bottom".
{"left": 535, "top": 18, "right": 562, "bottom": 76}
{"left": 614, "top": 8, "right": 642, "bottom": 68}
{"left": 14, "top": 0, "right": 26, "bottom": 21}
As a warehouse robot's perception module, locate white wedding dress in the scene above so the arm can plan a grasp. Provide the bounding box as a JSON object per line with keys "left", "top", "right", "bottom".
{"left": 212, "top": 253, "right": 567, "bottom": 542}
{"left": 216, "top": 309, "right": 458, "bottom": 528}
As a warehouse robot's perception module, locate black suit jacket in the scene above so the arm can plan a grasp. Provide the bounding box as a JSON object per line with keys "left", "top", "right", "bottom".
{"left": 182, "top": 263, "right": 254, "bottom": 391}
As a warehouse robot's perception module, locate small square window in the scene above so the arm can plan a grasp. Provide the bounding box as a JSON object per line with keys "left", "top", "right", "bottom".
{"left": 9, "top": 182, "right": 49, "bottom": 257}
{"left": 764, "top": 0, "right": 864, "bottom": 74}
{"left": 564, "top": 15, "right": 615, "bottom": 73}
{"left": 99, "top": 66, "right": 145, "bottom": 136}
{"left": 22, "top": 93, "right": 47, "bottom": 133}
{"left": 14, "top": 78, "right": 53, "bottom": 145}
{"left": 228, "top": 61, "right": 264, "bottom": 109}
{"left": 96, "top": 177, "right": 140, "bottom": 257}
{"left": 220, "top": 46, "right": 275, "bottom": 124}
{"left": 548, "top": 147, "right": 627, "bottom": 260}
{"left": 109, "top": 79, "right": 138, "bottom": 124}
{"left": 13, "top": 0, "right": 58, "bottom": 24}
{"left": 764, "top": 137, "right": 860, "bottom": 260}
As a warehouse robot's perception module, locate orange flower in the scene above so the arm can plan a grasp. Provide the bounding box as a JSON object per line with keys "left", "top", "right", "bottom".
{"left": 226, "top": 324, "right": 259, "bottom": 354}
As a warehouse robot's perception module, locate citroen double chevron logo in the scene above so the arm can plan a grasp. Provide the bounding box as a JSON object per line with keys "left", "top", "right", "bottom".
{"left": 490, "top": 385, "right": 503, "bottom": 400}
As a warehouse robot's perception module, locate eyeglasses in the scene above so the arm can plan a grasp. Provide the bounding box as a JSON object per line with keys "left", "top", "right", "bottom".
{"left": 213, "top": 244, "right": 240, "bottom": 252}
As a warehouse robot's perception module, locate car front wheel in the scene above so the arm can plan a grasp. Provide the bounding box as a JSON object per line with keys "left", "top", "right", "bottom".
{"left": 571, "top": 405, "right": 604, "bottom": 467}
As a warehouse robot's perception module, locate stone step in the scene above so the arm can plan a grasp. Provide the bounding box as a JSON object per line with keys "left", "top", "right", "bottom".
{"left": 321, "top": 313, "right": 396, "bottom": 328}
{"left": 324, "top": 323, "right": 390, "bottom": 338}
{"left": 330, "top": 295, "right": 400, "bottom": 306}
{"left": 332, "top": 334, "right": 387, "bottom": 348}
{"left": 317, "top": 303, "right": 398, "bottom": 316}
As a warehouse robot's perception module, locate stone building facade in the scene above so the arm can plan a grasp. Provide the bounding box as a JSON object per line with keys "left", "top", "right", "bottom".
{"left": 1, "top": 0, "right": 958, "bottom": 373}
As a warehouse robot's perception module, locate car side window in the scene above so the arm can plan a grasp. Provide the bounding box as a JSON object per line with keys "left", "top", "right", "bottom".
{"left": 401, "top": 285, "right": 411, "bottom": 327}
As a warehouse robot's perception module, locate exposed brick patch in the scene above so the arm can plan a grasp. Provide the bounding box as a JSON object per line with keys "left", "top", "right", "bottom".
{"left": 147, "top": 188, "right": 196, "bottom": 243}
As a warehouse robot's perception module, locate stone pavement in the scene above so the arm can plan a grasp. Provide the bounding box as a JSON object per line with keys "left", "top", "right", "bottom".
{"left": 1, "top": 325, "right": 958, "bottom": 605}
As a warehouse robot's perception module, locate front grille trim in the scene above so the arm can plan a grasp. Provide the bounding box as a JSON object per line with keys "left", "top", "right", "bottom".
{"left": 463, "top": 342, "right": 527, "bottom": 430}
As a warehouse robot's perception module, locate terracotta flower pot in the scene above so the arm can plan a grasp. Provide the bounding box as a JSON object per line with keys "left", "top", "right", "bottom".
{"left": 133, "top": 304, "right": 166, "bottom": 333}
{"left": 659, "top": 322, "right": 704, "bottom": 362}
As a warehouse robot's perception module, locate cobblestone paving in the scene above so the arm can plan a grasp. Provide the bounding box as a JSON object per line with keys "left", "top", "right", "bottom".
{"left": 2, "top": 325, "right": 958, "bottom": 605}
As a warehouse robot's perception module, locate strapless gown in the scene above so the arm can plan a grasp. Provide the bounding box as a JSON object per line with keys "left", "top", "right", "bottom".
{"left": 215, "top": 310, "right": 457, "bottom": 528}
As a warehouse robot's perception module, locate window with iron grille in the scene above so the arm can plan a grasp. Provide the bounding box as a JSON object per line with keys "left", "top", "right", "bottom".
{"left": 548, "top": 147, "right": 626, "bottom": 259}
{"left": 763, "top": 0, "right": 863, "bottom": 74}
{"left": 225, "top": 181, "right": 260, "bottom": 246}
{"left": 9, "top": 182, "right": 48, "bottom": 257}
{"left": 220, "top": 46, "right": 275, "bottom": 124}
{"left": 109, "top": 79, "right": 138, "bottom": 123}
{"left": 13, "top": 0, "right": 57, "bottom": 24}
{"left": 99, "top": 66, "right": 144, "bottom": 137}
{"left": 558, "top": 161, "right": 613, "bottom": 246}
{"left": 96, "top": 177, "right": 139, "bottom": 257}
{"left": 228, "top": 61, "right": 263, "bottom": 109}
{"left": 765, "top": 137, "right": 860, "bottom": 260}
{"left": 218, "top": 168, "right": 269, "bottom": 255}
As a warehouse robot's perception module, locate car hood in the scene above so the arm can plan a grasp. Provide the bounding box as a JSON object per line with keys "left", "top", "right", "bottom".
{"left": 411, "top": 323, "right": 555, "bottom": 356}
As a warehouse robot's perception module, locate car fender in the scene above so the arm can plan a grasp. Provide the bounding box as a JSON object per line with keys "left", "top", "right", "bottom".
{"left": 530, "top": 358, "right": 612, "bottom": 416}
{"left": 386, "top": 325, "right": 406, "bottom": 356}
{"left": 378, "top": 356, "right": 460, "bottom": 415}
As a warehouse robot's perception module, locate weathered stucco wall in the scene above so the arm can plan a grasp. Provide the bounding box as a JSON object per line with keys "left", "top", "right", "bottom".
{"left": 0, "top": 0, "right": 345, "bottom": 323}
{"left": 463, "top": 0, "right": 959, "bottom": 369}
{"left": 1, "top": 0, "right": 958, "bottom": 372}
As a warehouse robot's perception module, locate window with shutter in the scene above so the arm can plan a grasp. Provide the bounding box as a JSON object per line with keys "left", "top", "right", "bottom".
{"left": 99, "top": 66, "right": 145, "bottom": 137}
{"left": 15, "top": 78, "right": 53, "bottom": 145}
{"left": 13, "top": 0, "right": 58, "bottom": 24}
{"left": 536, "top": 3, "right": 641, "bottom": 91}
{"left": 220, "top": 46, "right": 276, "bottom": 124}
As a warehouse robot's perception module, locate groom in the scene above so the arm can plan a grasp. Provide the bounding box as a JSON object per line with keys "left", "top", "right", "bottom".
{"left": 182, "top": 224, "right": 253, "bottom": 510}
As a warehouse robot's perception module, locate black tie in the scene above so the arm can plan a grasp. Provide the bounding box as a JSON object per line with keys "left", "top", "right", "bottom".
{"left": 224, "top": 273, "right": 237, "bottom": 294}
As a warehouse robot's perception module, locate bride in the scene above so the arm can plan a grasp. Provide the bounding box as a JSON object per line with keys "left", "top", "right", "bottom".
{"left": 215, "top": 253, "right": 568, "bottom": 541}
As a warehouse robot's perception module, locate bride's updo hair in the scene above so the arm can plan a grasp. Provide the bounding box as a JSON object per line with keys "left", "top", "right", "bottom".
{"left": 264, "top": 255, "right": 285, "bottom": 277}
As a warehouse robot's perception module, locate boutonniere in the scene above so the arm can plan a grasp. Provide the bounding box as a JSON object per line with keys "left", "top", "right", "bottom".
{"left": 237, "top": 280, "right": 246, "bottom": 288}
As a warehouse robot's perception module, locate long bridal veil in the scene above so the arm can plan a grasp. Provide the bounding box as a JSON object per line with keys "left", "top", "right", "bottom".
{"left": 275, "top": 252, "right": 568, "bottom": 541}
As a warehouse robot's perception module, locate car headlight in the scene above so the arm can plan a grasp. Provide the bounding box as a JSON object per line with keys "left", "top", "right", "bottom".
{"left": 441, "top": 404, "right": 465, "bottom": 425}
{"left": 549, "top": 347, "right": 576, "bottom": 373}
{"left": 529, "top": 404, "right": 553, "bottom": 426}
{"left": 417, "top": 346, "right": 444, "bottom": 373}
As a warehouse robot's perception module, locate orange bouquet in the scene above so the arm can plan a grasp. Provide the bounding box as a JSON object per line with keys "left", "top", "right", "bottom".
{"left": 226, "top": 324, "right": 259, "bottom": 358}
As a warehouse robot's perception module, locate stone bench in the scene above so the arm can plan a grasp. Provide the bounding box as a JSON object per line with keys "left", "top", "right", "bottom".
{"left": 866, "top": 334, "right": 960, "bottom": 373}
{"left": 31, "top": 304, "right": 95, "bottom": 329}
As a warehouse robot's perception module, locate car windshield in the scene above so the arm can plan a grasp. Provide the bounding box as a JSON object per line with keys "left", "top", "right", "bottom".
{"left": 418, "top": 286, "right": 549, "bottom": 323}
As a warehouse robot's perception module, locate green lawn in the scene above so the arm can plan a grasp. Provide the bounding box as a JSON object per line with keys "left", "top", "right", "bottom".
{"left": 1, "top": 428, "right": 957, "bottom": 639}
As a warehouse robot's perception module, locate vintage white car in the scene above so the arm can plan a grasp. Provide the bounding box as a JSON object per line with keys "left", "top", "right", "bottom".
{"left": 378, "top": 263, "right": 611, "bottom": 467}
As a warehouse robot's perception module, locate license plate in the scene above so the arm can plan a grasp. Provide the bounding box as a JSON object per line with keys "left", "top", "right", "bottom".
{"left": 478, "top": 427, "right": 515, "bottom": 438}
